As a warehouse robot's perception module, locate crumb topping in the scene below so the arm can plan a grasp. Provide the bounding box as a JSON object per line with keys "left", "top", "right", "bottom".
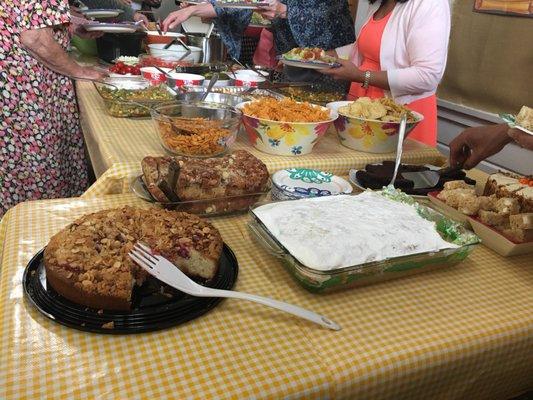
{"left": 176, "top": 150, "right": 269, "bottom": 195}
{"left": 44, "top": 206, "right": 222, "bottom": 299}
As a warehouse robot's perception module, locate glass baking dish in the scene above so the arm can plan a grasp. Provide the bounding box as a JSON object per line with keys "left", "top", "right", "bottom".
{"left": 248, "top": 190, "right": 480, "bottom": 293}
{"left": 94, "top": 79, "right": 176, "bottom": 118}
{"left": 131, "top": 174, "right": 272, "bottom": 217}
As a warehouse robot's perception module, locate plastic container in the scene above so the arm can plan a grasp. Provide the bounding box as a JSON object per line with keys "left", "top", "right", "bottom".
{"left": 140, "top": 67, "right": 172, "bottom": 85}
{"left": 231, "top": 70, "right": 267, "bottom": 87}
{"left": 166, "top": 72, "right": 205, "bottom": 88}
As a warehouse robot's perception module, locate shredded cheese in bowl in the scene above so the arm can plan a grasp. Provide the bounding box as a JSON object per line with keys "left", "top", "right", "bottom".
{"left": 242, "top": 98, "right": 331, "bottom": 123}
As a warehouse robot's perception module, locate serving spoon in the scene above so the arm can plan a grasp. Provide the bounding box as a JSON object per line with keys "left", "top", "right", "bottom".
{"left": 388, "top": 114, "right": 408, "bottom": 188}
{"left": 200, "top": 73, "right": 219, "bottom": 101}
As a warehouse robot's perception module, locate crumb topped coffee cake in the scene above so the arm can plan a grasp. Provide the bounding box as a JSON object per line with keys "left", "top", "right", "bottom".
{"left": 44, "top": 206, "right": 223, "bottom": 310}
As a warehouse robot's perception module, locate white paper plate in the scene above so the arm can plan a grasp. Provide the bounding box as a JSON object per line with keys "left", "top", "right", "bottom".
{"left": 500, "top": 113, "right": 533, "bottom": 136}
{"left": 84, "top": 23, "right": 138, "bottom": 33}
{"left": 272, "top": 168, "right": 352, "bottom": 200}
{"left": 281, "top": 58, "right": 340, "bottom": 70}
{"left": 81, "top": 9, "right": 124, "bottom": 19}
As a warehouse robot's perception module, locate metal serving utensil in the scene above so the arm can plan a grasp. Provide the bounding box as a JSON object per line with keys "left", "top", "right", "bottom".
{"left": 200, "top": 73, "right": 219, "bottom": 101}
{"left": 129, "top": 242, "right": 341, "bottom": 331}
{"left": 153, "top": 66, "right": 173, "bottom": 79}
{"left": 389, "top": 114, "right": 408, "bottom": 188}
{"left": 401, "top": 170, "right": 441, "bottom": 189}
{"left": 163, "top": 37, "right": 179, "bottom": 50}
{"left": 155, "top": 19, "right": 163, "bottom": 35}
{"left": 246, "top": 63, "right": 272, "bottom": 83}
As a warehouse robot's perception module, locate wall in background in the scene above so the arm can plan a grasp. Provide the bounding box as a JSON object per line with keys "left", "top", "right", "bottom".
{"left": 353, "top": 0, "right": 530, "bottom": 174}
{"left": 436, "top": 0, "right": 532, "bottom": 174}
{"left": 438, "top": 0, "right": 532, "bottom": 114}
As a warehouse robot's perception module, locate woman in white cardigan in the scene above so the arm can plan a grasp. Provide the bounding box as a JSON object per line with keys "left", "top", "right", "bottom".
{"left": 321, "top": 0, "right": 451, "bottom": 146}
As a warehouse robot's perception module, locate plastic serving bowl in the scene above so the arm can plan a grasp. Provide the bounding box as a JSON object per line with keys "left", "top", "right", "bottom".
{"left": 327, "top": 101, "right": 424, "bottom": 154}
{"left": 148, "top": 44, "right": 202, "bottom": 63}
{"left": 237, "top": 101, "right": 338, "bottom": 156}
{"left": 231, "top": 70, "right": 267, "bottom": 87}
{"left": 166, "top": 72, "right": 205, "bottom": 89}
{"left": 151, "top": 102, "right": 242, "bottom": 158}
{"left": 140, "top": 67, "right": 172, "bottom": 85}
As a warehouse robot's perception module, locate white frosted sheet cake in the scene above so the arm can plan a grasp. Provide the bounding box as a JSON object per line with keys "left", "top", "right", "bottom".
{"left": 253, "top": 192, "right": 457, "bottom": 271}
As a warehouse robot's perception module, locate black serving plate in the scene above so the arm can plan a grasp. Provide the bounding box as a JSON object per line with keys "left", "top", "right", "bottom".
{"left": 23, "top": 245, "right": 238, "bottom": 334}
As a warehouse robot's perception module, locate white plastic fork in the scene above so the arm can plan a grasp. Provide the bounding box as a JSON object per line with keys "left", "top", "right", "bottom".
{"left": 129, "top": 243, "right": 341, "bottom": 331}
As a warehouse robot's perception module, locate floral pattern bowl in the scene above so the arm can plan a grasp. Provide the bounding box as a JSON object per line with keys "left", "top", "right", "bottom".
{"left": 327, "top": 101, "right": 424, "bottom": 154}
{"left": 236, "top": 101, "right": 338, "bottom": 156}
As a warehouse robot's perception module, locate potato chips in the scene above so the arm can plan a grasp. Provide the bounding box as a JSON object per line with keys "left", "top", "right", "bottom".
{"left": 339, "top": 97, "right": 416, "bottom": 122}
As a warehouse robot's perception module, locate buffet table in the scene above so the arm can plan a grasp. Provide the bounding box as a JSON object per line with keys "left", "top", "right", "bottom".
{"left": 76, "top": 81, "right": 446, "bottom": 196}
{"left": 1, "top": 194, "right": 532, "bottom": 399}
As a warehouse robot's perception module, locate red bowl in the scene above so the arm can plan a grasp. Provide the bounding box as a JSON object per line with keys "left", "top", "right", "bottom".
{"left": 140, "top": 67, "right": 171, "bottom": 86}
{"left": 233, "top": 72, "right": 266, "bottom": 87}
{"left": 145, "top": 31, "right": 185, "bottom": 46}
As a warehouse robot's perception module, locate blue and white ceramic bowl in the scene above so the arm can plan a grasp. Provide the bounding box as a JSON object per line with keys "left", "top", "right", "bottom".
{"left": 272, "top": 168, "right": 353, "bottom": 201}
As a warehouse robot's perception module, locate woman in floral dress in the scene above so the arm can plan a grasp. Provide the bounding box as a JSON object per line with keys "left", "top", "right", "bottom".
{"left": 0, "top": 0, "right": 104, "bottom": 217}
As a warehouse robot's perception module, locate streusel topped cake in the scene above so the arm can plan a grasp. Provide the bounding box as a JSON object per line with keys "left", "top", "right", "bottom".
{"left": 44, "top": 206, "right": 223, "bottom": 310}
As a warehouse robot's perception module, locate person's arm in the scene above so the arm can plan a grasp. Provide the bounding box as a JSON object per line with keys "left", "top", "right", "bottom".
{"left": 257, "top": 0, "right": 287, "bottom": 20}
{"left": 20, "top": 27, "right": 104, "bottom": 80}
{"left": 163, "top": 2, "right": 251, "bottom": 59}
{"left": 449, "top": 124, "right": 513, "bottom": 169}
{"left": 268, "top": 0, "right": 354, "bottom": 49}
{"left": 322, "top": 0, "right": 449, "bottom": 93}
{"left": 320, "top": 59, "right": 389, "bottom": 89}
{"left": 162, "top": 3, "right": 217, "bottom": 31}
{"left": 387, "top": 0, "right": 450, "bottom": 97}
{"left": 508, "top": 128, "right": 533, "bottom": 151}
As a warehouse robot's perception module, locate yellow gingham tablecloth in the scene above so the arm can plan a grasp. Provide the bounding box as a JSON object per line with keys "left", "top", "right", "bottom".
{"left": 1, "top": 194, "right": 532, "bottom": 399}
{"left": 77, "top": 81, "right": 445, "bottom": 196}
